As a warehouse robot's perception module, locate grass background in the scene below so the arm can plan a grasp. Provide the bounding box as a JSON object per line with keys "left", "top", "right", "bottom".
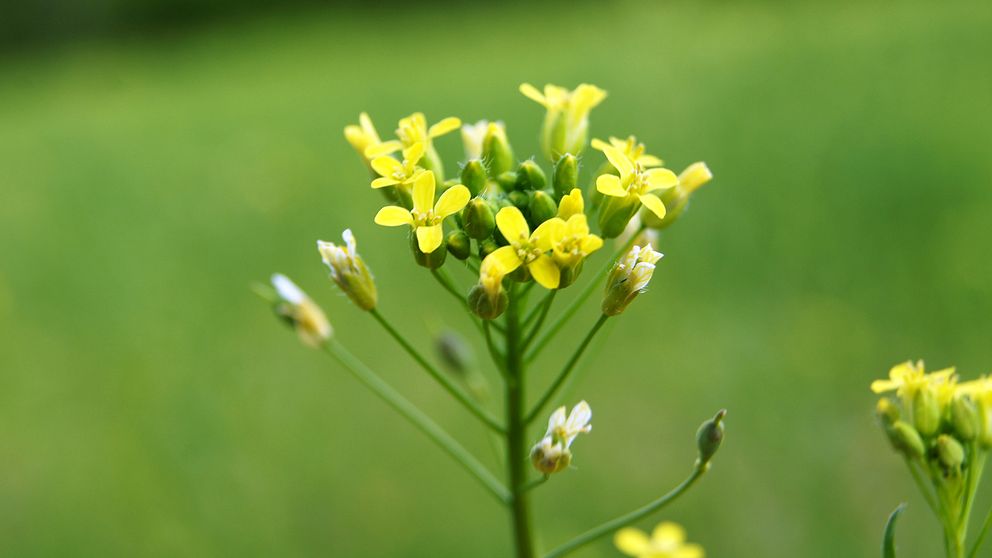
{"left": 1, "top": 0, "right": 991, "bottom": 556}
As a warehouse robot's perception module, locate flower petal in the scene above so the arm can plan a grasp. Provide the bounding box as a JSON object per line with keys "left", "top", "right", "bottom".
{"left": 645, "top": 167, "right": 679, "bottom": 191}
{"left": 404, "top": 141, "right": 426, "bottom": 166}
{"left": 495, "top": 206, "right": 530, "bottom": 244}
{"left": 416, "top": 224, "right": 443, "bottom": 253}
{"left": 566, "top": 401, "right": 592, "bottom": 431}
{"left": 652, "top": 522, "right": 687, "bottom": 544}
{"left": 371, "top": 156, "right": 403, "bottom": 178}
{"left": 371, "top": 176, "right": 399, "bottom": 189}
{"left": 528, "top": 254, "right": 560, "bottom": 289}
{"left": 412, "top": 171, "right": 436, "bottom": 214}
{"left": 639, "top": 193, "right": 667, "bottom": 220}
{"left": 603, "top": 145, "right": 634, "bottom": 177}
{"left": 590, "top": 138, "right": 610, "bottom": 152}
{"left": 580, "top": 235, "right": 603, "bottom": 254}
{"left": 675, "top": 543, "right": 705, "bottom": 558}
{"left": 547, "top": 406, "right": 567, "bottom": 431}
{"left": 435, "top": 185, "right": 470, "bottom": 218}
{"left": 519, "top": 83, "right": 547, "bottom": 107}
{"left": 374, "top": 206, "right": 413, "bottom": 227}
{"left": 596, "top": 174, "right": 627, "bottom": 197}
{"left": 614, "top": 528, "right": 650, "bottom": 556}
{"left": 532, "top": 217, "right": 565, "bottom": 252}
{"left": 482, "top": 246, "right": 522, "bottom": 275}
{"left": 365, "top": 140, "right": 402, "bottom": 159}
{"left": 429, "top": 116, "right": 462, "bottom": 138}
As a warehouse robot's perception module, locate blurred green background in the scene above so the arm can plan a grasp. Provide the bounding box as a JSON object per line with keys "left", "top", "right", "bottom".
{"left": 2, "top": 0, "right": 991, "bottom": 556}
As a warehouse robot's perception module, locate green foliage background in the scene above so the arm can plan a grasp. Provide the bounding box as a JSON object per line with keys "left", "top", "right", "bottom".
{"left": 1, "top": 1, "right": 990, "bottom": 556}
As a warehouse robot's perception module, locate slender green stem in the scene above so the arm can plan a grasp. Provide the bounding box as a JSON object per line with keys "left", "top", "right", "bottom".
{"left": 904, "top": 458, "right": 939, "bottom": 516}
{"left": 504, "top": 284, "right": 537, "bottom": 558}
{"left": 322, "top": 339, "right": 510, "bottom": 504}
{"left": 525, "top": 314, "right": 610, "bottom": 425}
{"left": 968, "top": 505, "right": 992, "bottom": 558}
{"left": 522, "top": 475, "right": 550, "bottom": 493}
{"left": 483, "top": 320, "right": 508, "bottom": 378}
{"left": 960, "top": 446, "right": 985, "bottom": 534}
{"left": 523, "top": 290, "right": 553, "bottom": 328}
{"left": 523, "top": 291, "right": 557, "bottom": 351}
{"left": 370, "top": 309, "right": 504, "bottom": 433}
{"left": 543, "top": 463, "right": 708, "bottom": 558}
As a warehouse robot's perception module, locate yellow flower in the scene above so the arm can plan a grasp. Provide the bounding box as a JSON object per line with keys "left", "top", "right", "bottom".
{"left": 592, "top": 135, "right": 663, "bottom": 168}
{"left": 519, "top": 82, "right": 607, "bottom": 159}
{"left": 596, "top": 145, "right": 678, "bottom": 220}
{"left": 551, "top": 214, "right": 603, "bottom": 268}
{"left": 482, "top": 207, "right": 564, "bottom": 289}
{"left": 370, "top": 142, "right": 425, "bottom": 190}
{"left": 615, "top": 522, "right": 704, "bottom": 558}
{"left": 677, "top": 162, "right": 713, "bottom": 195}
{"left": 374, "top": 171, "right": 470, "bottom": 253}
{"left": 344, "top": 112, "right": 383, "bottom": 165}
{"left": 270, "top": 274, "right": 332, "bottom": 347}
{"left": 365, "top": 112, "right": 461, "bottom": 158}
{"left": 870, "top": 360, "right": 956, "bottom": 400}
{"left": 959, "top": 376, "right": 992, "bottom": 404}
{"left": 557, "top": 188, "right": 585, "bottom": 220}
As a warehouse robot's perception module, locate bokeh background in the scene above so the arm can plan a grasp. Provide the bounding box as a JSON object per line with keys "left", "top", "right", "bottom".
{"left": 2, "top": 0, "right": 991, "bottom": 556}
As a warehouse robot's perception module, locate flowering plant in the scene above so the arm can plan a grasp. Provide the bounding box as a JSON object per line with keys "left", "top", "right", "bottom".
{"left": 259, "top": 83, "right": 722, "bottom": 557}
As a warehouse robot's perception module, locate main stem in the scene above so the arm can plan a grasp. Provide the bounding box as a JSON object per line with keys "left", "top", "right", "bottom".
{"left": 504, "top": 285, "right": 537, "bottom": 558}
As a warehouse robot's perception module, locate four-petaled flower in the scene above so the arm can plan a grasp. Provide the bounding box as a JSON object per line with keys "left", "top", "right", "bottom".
{"left": 592, "top": 135, "right": 664, "bottom": 168}
{"left": 597, "top": 145, "right": 679, "bottom": 220}
{"left": 551, "top": 214, "right": 603, "bottom": 268}
{"left": 370, "top": 142, "right": 425, "bottom": 190}
{"left": 366, "top": 112, "right": 462, "bottom": 158}
{"left": 519, "top": 82, "right": 607, "bottom": 159}
{"left": 614, "top": 522, "right": 705, "bottom": 558}
{"left": 374, "top": 171, "right": 470, "bottom": 254}
{"left": 482, "top": 207, "right": 564, "bottom": 289}
{"left": 531, "top": 401, "right": 592, "bottom": 474}
{"left": 871, "top": 360, "right": 956, "bottom": 400}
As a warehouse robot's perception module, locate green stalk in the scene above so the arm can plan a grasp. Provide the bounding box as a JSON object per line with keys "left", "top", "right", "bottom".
{"left": 504, "top": 284, "right": 537, "bottom": 558}
{"left": 370, "top": 309, "right": 504, "bottom": 433}
{"left": 968, "top": 505, "right": 992, "bottom": 558}
{"left": 322, "top": 339, "right": 510, "bottom": 504}
{"left": 523, "top": 290, "right": 557, "bottom": 351}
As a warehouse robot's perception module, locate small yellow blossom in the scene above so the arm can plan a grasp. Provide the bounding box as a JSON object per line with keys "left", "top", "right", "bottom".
{"left": 615, "top": 522, "right": 704, "bottom": 558}
{"left": 551, "top": 214, "right": 603, "bottom": 268}
{"left": 596, "top": 145, "right": 679, "bottom": 220}
{"left": 557, "top": 188, "right": 585, "bottom": 220}
{"left": 344, "top": 112, "right": 384, "bottom": 165}
{"left": 592, "top": 135, "right": 663, "bottom": 168}
{"left": 677, "top": 162, "right": 713, "bottom": 195}
{"left": 531, "top": 401, "right": 592, "bottom": 474}
{"left": 270, "top": 274, "right": 332, "bottom": 347}
{"left": 365, "top": 112, "right": 461, "bottom": 158}
{"left": 482, "top": 207, "right": 564, "bottom": 289}
{"left": 870, "top": 360, "right": 956, "bottom": 400}
{"left": 374, "top": 171, "right": 470, "bottom": 253}
{"left": 519, "top": 82, "right": 607, "bottom": 159}
{"left": 370, "top": 142, "right": 425, "bottom": 191}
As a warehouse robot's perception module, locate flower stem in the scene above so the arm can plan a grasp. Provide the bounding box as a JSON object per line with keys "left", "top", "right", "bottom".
{"left": 968, "top": 504, "right": 992, "bottom": 558}
{"left": 523, "top": 290, "right": 557, "bottom": 351}
{"left": 543, "top": 462, "right": 708, "bottom": 558}
{"left": 504, "top": 284, "right": 537, "bottom": 558}
{"left": 525, "top": 314, "right": 610, "bottom": 425}
{"left": 322, "top": 339, "right": 510, "bottom": 504}
{"left": 370, "top": 309, "right": 504, "bottom": 433}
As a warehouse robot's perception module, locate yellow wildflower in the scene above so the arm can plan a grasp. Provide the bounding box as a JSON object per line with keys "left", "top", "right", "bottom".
{"left": 615, "top": 522, "right": 704, "bottom": 558}
{"left": 519, "top": 82, "right": 607, "bottom": 159}
{"left": 870, "top": 360, "right": 956, "bottom": 400}
{"left": 374, "top": 171, "right": 470, "bottom": 253}
{"left": 557, "top": 188, "right": 585, "bottom": 220}
{"left": 344, "top": 112, "right": 383, "bottom": 165}
{"left": 365, "top": 112, "right": 461, "bottom": 158}
{"left": 592, "top": 135, "right": 663, "bottom": 168}
{"left": 551, "top": 214, "right": 603, "bottom": 268}
{"left": 370, "top": 142, "right": 425, "bottom": 190}
{"left": 482, "top": 207, "right": 564, "bottom": 289}
{"left": 596, "top": 145, "right": 678, "bottom": 220}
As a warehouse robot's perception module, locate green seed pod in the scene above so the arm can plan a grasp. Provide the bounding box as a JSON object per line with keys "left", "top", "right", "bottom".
{"left": 886, "top": 421, "right": 926, "bottom": 459}
{"left": 483, "top": 124, "right": 514, "bottom": 177}
{"left": 446, "top": 230, "right": 471, "bottom": 260}
{"left": 528, "top": 190, "right": 558, "bottom": 227}
{"left": 597, "top": 194, "right": 640, "bottom": 239}
{"left": 410, "top": 230, "right": 447, "bottom": 269}
{"left": 463, "top": 198, "right": 496, "bottom": 240}
{"left": 478, "top": 238, "right": 499, "bottom": 260}
{"left": 468, "top": 283, "right": 507, "bottom": 320}
{"left": 461, "top": 159, "right": 488, "bottom": 197}
{"left": 515, "top": 160, "right": 547, "bottom": 192}
{"left": 936, "top": 434, "right": 965, "bottom": 471}
{"left": 696, "top": 409, "right": 726, "bottom": 467}
{"left": 552, "top": 153, "right": 579, "bottom": 199}
{"left": 912, "top": 387, "right": 941, "bottom": 438}
{"left": 876, "top": 398, "right": 900, "bottom": 427}
{"left": 951, "top": 396, "right": 980, "bottom": 442}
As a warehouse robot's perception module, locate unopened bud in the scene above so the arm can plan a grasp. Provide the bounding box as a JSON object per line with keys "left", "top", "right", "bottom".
{"left": 410, "top": 230, "right": 447, "bottom": 269}
{"left": 478, "top": 238, "right": 499, "bottom": 260}
{"left": 912, "top": 387, "right": 941, "bottom": 437}
{"left": 446, "top": 230, "right": 471, "bottom": 260}
{"left": 602, "top": 243, "right": 663, "bottom": 316}
{"left": 552, "top": 154, "right": 579, "bottom": 199}
{"left": 317, "top": 230, "right": 377, "bottom": 311}
{"left": 696, "top": 409, "right": 726, "bottom": 466}
{"left": 597, "top": 194, "right": 641, "bottom": 239}
{"left": 483, "top": 122, "right": 514, "bottom": 177}
{"left": 515, "top": 160, "right": 547, "bottom": 192}
{"left": 951, "top": 395, "right": 980, "bottom": 441}
{"left": 885, "top": 421, "right": 926, "bottom": 459}
{"left": 496, "top": 171, "right": 518, "bottom": 191}
{"left": 461, "top": 159, "right": 488, "bottom": 196}
{"left": 529, "top": 190, "right": 558, "bottom": 227}
{"left": 876, "top": 398, "right": 900, "bottom": 427}
{"left": 508, "top": 191, "right": 530, "bottom": 212}
{"left": 463, "top": 198, "right": 496, "bottom": 240}
{"left": 530, "top": 437, "right": 571, "bottom": 474}
{"left": 936, "top": 434, "right": 965, "bottom": 471}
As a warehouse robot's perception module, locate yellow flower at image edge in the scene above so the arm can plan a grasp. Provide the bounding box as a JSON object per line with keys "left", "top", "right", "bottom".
{"left": 483, "top": 206, "right": 564, "bottom": 289}
{"left": 592, "top": 135, "right": 664, "bottom": 168}
{"left": 597, "top": 145, "right": 678, "bottom": 220}
{"left": 374, "top": 171, "right": 470, "bottom": 253}
{"left": 870, "top": 360, "right": 956, "bottom": 399}
{"left": 365, "top": 112, "right": 461, "bottom": 158}
{"left": 615, "top": 522, "right": 704, "bottom": 558}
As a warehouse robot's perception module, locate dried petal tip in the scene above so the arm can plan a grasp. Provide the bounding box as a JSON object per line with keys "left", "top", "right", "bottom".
{"left": 268, "top": 273, "right": 332, "bottom": 347}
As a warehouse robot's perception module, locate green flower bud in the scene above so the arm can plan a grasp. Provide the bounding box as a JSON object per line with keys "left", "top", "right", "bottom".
{"left": 912, "top": 387, "right": 941, "bottom": 437}
{"left": 885, "top": 421, "right": 926, "bottom": 459}
{"left": 936, "top": 434, "right": 965, "bottom": 471}
{"left": 508, "top": 190, "right": 530, "bottom": 212}
{"left": 514, "top": 160, "right": 547, "bottom": 192}
{"left": 410, "top": 230, "right": 447, "bottom": 269}
{"left": 317, "top": 230, "right": 378, "bottom": 311}
{"left": 483, "top": 123, "right": 514, "bottom": 177}
{"left": 696, "top": 409, "right": 726, "bottom": 467}
{"left": 876, "top": 398, "right": 900, "bottom": 427}
{"left": 602, "top": 243, "right": 663, "bottom": 316}
{"left": 552, "top": 153, "right": 579, "bottom": 199}
{"left": 597, "top": 194, "right": 641, "bottom": 239}
{"left": 468, "top": 282, "right": 507, "bottom": 320}
{"left": 951, "top": 396, "right": 980, "bottom": 442}
{"left": 528, "top": 190, "right": 558, "bottom": 227}
{"left": 446, "top": 230, "right": 471, "bottom": 260}
{"left": 461, "top": 159, "right": 488, "bottom": 196}
{"left": 478, "top": 238, "right": 499, "bottom": 260}
{"left": 462, "top": 198, "right": 496, "bottom": 240}
{"left": 496, "top": 171, "right": 518, "bottom": 191}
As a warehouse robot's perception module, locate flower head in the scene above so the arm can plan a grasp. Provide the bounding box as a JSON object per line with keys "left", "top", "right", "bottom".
{"left": 596, "top": 145, "right": 678, "bottom": 221}
{"left": 615, "top": 522, "right": 705, "bottom": 558}
{"left": 374, "top": 171, "right": 470, "bottom": 253}
{"left": 317, "top": 229, "right": 377, "bottom": 311}
{"left": 344, "top": 112, "right": 384, "bottom": 166}
{"left": 370, "top": 142, "right": 425, "bottom": 191}
{"left": 592, "top": 135, "right": 663, "bottom": 168}
{"left": 551, "top": 214, "right": 603, "bottom": 269}
{"left": 520, "top": 82, "right": 606, "bottom": 159}
{"left": 870, "top": 360, "right": 956, "bottom": 400}
{"left": 482, "top": 207, "right": 564, "bottom": 289}
{"left": 365, "top": 113, "right": 462, "bottom": 158}
{"left": 602, "top": 243, "right": 664, "bottom": 316}
{"left": 530, "top": 401, "right": 592, "bottom": 474}
{"left": 269, "top": 274, "right": 332, "bottom": 347}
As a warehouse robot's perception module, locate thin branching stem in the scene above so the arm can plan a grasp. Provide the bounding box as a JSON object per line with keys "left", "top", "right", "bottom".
{"left": 968, "top": 504, "right": 992, "bottom": 558}
{"left": 322, "top": 339, "right": 510, "bottom": 504}
{"left": 522, "top": 290, "right": 557, "bottom": 352}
